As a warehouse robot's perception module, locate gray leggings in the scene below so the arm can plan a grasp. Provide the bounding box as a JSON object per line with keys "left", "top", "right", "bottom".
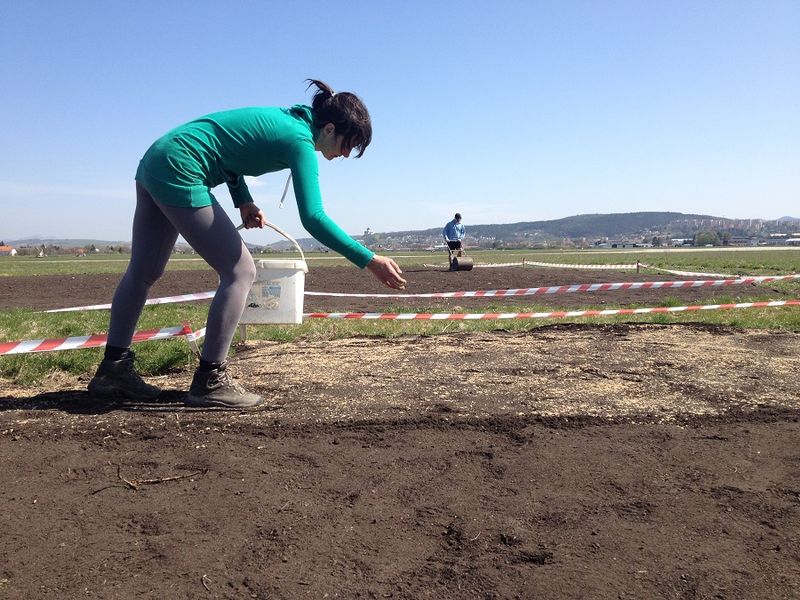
{"left": 107, "top": 183, "right": 256, "bottom": 363}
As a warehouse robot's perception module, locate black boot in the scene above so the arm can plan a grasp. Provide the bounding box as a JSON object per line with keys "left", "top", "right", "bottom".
{"left": 185, "top": 361, "right": 263, "bottom": 409}
{"left": 88, "top": 350, "right": 160, "bottom": 399}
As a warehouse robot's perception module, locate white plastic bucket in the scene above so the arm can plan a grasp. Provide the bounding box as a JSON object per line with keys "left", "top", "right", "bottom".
{"left": 240, "top": 259, "right": 308, "bottom": 325}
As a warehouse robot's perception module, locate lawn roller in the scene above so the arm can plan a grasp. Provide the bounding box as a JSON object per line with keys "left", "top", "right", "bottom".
{"left": 448, "top": 245, "right": 474, "bottom": 271}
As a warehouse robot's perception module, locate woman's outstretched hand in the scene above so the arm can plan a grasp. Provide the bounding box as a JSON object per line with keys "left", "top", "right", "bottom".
{"left": 367, "top": 255, "right": 407, "bottom": 290}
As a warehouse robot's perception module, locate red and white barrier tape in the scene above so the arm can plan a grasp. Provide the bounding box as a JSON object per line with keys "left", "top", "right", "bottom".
{"left": 0, "top": 324, "right": 193, "bottom": 356}
{"left": 44, "top": 291, "right": 216, "bottom": 313}
{"left": 524, "top": 261, "right": 639, "bottom": 269}
{"left": 422, "top": 262, "right": 524, "bottom": 268}
{"left": 423, "top": 260, "right": 748, "bottom": 275}
{"left": 639, "top": 264, "right": 736, "bottom": 278}
{"left": 6, "top": 298, "right": 798, "bottom": 355}
{"left": 422, "top": 260, "right": 761, "bottom": 277}
{"left": 183, "top": 324, "right": 206, "bottom": 355}
{"left": 424, "top": 260, "right": 639, "bottom": 269}
{"left": 304, "top": 274, "right": 800, "bottom": 298}
{"left": 39, "top": 272, "right": 800, "bottom": 313}
{"left": 474, "top": 262, "right": 526, "bottom": 268}
{"left": 304, "top": 299, "right": 800, "bottom": 320}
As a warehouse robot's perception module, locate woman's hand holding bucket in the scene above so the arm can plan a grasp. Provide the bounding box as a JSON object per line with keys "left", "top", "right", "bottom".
{"left": 239, "top": 203, "right": 265, "bottom": 229}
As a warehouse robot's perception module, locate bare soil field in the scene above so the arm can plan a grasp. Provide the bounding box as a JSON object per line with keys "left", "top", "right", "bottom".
{"left": 1, "top": 266, "right": 799, "bottom": 599}
{"left": 1, "top": 263, "right": 795, "bottom": 312}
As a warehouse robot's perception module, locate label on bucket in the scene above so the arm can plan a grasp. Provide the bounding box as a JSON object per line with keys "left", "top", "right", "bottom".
{"left": 247, "top": 284, "right": 281, "bottom": 310}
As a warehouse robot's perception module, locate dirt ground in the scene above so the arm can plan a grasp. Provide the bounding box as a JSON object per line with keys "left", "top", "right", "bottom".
{"left": 1, "top": 265, "right": 799, "bottom": 599}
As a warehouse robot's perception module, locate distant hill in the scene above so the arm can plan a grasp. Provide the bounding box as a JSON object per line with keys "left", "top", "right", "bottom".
{"left": 394, "top": 211, "right": 720, "bottom": 240}
{"left": 270, "top": 211, "right": 742, "bottom": 249}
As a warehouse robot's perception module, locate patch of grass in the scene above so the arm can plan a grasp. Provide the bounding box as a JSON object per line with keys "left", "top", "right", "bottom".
{"left": 4, "top": 300, "right": 800, "bottom": 386}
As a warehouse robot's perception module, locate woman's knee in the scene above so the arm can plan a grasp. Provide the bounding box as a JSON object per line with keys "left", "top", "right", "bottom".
{"left": 239, "top": 255, "right": 257, "bottom": 286}
{"left": 145, "top": 264, "right": 169, "bottom": 286}
{"left": 220, "top": 254, "right": 256, "bottom": 289}
{"left": 127, "top": 263, "right": 166, "bottom": 287}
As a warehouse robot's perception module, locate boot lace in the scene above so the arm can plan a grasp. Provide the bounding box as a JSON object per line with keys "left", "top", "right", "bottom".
{"left": 212, "top": 367, "right": 247, "bottom": 395}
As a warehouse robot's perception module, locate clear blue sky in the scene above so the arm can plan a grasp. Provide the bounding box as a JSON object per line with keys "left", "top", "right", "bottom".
{"left": 1, "top": 0, "right": 797, "bottom": 244}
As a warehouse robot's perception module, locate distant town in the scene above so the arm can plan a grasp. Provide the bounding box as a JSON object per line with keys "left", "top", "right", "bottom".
{"left": 2, "top": 212, "right": 799, "bottom": 256}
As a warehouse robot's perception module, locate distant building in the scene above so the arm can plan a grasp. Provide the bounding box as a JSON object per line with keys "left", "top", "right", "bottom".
{"left": 725, "top": 236, "right": 758, "bottom": 247}
{"left": 0, "top": 245, "right": 17, "bottom": 256}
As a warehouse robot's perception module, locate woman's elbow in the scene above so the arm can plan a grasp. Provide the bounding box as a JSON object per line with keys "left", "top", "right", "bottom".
{"left": 299, "top": 213, "right": 326, "bottom": 236}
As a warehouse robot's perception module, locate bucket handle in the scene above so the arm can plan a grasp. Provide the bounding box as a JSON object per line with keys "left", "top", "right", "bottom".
{"left": 237, "top": 221, "right": 307, "bottom": 264}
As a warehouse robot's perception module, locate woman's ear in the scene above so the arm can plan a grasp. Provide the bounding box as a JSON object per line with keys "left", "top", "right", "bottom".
{"left": 323, "top": 123, "right": 335, "bottom": 136}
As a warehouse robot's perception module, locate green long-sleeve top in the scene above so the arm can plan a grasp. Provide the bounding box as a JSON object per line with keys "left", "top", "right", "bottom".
{"left": 135, "top": 105, "right": 374, "bottom": 268}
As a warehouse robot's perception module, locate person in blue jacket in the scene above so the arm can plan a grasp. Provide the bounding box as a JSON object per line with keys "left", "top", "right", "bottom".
{"left": 443, "top": 212, "right": 466, "bottom": 249}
